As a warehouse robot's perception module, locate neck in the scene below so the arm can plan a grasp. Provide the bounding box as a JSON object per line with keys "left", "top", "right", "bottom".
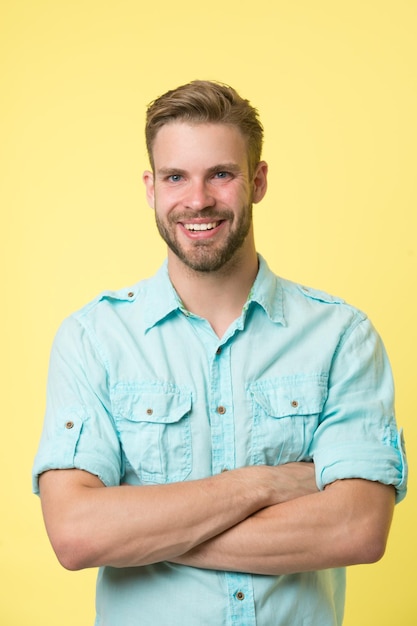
{"left": 167, "top": 245, "right": 259, "bottom": 338}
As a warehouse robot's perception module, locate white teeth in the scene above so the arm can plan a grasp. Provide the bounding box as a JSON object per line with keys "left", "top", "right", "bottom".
{"left": 184, "top": 222, "right": 219, "bottom": 231}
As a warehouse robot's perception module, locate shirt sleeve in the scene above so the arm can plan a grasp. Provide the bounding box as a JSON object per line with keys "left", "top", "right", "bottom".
{"left": 310, "top": 315, "right": 407, "bottom": 503}
{"left": 32, "top": 315, "right": 122, "bottom": 494}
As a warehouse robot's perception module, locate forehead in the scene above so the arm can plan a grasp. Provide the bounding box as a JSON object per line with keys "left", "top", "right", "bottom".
{"left": 151, "top": 122, "right": 249, "bottom": 171}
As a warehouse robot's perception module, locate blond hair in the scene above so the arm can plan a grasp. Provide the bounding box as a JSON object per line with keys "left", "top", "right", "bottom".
{"left": 145, "top": 80, "right": 263, "bottom": 175}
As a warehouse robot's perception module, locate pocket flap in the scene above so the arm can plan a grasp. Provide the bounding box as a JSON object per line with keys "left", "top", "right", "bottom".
{"left": 115, "top": 391, "right": 192, "bottom": 424}
{"left": 250, "top": 376, "right": 327, "bottom": 418}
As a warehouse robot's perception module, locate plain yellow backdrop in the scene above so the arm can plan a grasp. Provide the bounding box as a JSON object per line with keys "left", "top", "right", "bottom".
{"left": 1, "top": 1, "right": 415, "bottom": 624}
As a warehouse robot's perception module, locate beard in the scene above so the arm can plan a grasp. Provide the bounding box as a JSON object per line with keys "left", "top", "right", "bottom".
{"left": 155, "top": 205, "right": 253, "bottom": 273}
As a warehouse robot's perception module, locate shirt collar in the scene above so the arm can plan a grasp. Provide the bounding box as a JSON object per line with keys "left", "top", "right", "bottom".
{"left": 248, "top": 255, "right": 285, "bottom": 325}
{"left": 143, "top": 255, "right": 285, "bottom": 331}
{"left": 142, "top": 260, "right": 183, "bottom": 331}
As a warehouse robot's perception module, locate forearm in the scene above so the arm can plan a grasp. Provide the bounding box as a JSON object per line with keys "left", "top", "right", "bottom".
{"left": 172, "top": 480, "right": 395, "bottom": 575}
{"left": 39, "top": 463, "right": 315, "bottom": 570}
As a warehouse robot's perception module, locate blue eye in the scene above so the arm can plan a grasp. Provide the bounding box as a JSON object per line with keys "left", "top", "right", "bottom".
{"left": 168, "top": 174, "right": 182, "bottom": 182}
{"left": 214, "top": 171, "right": 229, "bottom": 179}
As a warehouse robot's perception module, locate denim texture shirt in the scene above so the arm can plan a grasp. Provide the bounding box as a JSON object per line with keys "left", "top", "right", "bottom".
{"left": 33, "top": 256, "right": 407, "bottom": 626}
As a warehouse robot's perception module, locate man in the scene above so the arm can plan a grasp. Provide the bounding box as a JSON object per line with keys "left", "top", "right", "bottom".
{"left": 33, "top": 80, "right": 407, "bottom": 625}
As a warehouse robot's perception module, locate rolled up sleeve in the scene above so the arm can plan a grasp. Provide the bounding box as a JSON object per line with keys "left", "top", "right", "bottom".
{"left": 32, "top": 316, "right": 122, "bottom": 494}
{"left": 310, "top": 316, "right": 407, "bottom": 503}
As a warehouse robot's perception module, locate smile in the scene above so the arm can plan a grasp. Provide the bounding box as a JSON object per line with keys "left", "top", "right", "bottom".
{"left": 183, "top": 221, "right": 221, "bottom": 231}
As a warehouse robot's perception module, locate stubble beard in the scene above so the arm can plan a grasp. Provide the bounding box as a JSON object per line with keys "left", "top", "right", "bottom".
{"left": 155, "top": 205, "right": 253, "bottom": 273}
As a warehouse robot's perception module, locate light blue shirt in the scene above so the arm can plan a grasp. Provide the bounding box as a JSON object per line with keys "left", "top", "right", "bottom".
{"left": 33, "top": 256, "right": 407, "bottom": 626}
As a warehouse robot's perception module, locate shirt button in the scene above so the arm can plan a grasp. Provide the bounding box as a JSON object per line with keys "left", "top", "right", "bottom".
{"left": 217, "top": 406, "right": 226, "bottom": 415}
{"left": 216, "top": 347, "right": 222, "bottom": 355}
{"left": 146, "top": 408, "right": 153, "bottom": 415}
{"left": 291, "top": 400, "right": 299, "bottom": 408}
{"left": 236, "top": 591, "right": 245, "bottom": 601}
{"left": 65, "top": 421, "right": 74, "bottom": 429}
{"left": 127, "top": 291, "right": 134, "bottom": 298}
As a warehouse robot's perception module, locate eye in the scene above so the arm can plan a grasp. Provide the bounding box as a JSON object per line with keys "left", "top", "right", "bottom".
{"left": 213, "top": 171, "right": 231, "bottom": 180}
{"left": 167, "top": 174, "right": 183, "bottom": 183}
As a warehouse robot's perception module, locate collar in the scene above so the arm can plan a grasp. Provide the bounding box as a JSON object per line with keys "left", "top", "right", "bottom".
{"left": 248, "top": 255, "right": 285, "bottom": 325}
{"left": 142, "top": 261, "right": 183, "bottom": 331}
{"left": 143, "top": 255, "right": 286, "bottom": 332}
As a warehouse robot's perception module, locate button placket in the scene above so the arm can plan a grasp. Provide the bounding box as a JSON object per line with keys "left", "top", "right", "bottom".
{"left": 209, "top": 340, "right": 236, "bottom": 475}
{"left": 225, "top": 572, "right": 256, "bottom": 625}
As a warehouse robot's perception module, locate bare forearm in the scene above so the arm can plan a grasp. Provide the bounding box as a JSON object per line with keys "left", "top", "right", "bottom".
{"left": 172, "top": 480, "right": 395, "bottom": 575}
{"left": 39, "top": 463, "right": 316, "bottom": 570}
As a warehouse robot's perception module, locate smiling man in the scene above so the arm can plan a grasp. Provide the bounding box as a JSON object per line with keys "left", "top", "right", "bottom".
{"left": 33, "top": 80, "right": 407, "bottom": 626}
{"left": 145, "top": 122, "right": 261, "bottom": 277}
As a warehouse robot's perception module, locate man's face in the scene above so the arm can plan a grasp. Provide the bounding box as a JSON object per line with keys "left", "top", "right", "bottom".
{"left": 143, "top": 122, "right": 267, "bottom": 273}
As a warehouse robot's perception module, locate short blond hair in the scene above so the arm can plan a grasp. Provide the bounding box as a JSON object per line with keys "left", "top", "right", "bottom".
{"left": 145, "top": 80, "right": 264, "bottom": 175}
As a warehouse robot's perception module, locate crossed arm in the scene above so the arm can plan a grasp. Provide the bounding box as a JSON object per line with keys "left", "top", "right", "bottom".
{"left": 171, "top": 478, "right": 394, "bottom": 575}
{"left": 38, "top": 462, "right": 395, "bottom": 574}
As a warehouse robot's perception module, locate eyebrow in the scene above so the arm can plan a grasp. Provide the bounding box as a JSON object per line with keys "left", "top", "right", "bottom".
{"left": 207, "top": 163, "right": 243, "bottom": 176}
{"left": 156, "top": 167, "right": 187, "bottom": 178}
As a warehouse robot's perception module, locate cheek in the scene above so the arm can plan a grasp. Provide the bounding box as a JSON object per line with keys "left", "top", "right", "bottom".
{"left": 216, "top": 185, "right": 247, "bottom": 205}
{"left": 155, "top": 187, "right": 183, "bottom": 210}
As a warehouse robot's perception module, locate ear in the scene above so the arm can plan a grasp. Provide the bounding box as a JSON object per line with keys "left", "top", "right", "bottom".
{"left": 252, "top": 161, "right": 268, "bottom": 204}
{"left": 142, "top": 170, "right": 155, "bottom": 209}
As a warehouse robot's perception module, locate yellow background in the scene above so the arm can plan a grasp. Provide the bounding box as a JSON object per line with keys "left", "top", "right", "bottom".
{"left": 1, "top": 1, "right": 415, "bottom": 624}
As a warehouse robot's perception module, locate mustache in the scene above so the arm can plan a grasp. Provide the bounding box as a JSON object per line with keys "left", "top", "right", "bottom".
{"left": 172, "top": 209, "right": 235, "bottom": 222}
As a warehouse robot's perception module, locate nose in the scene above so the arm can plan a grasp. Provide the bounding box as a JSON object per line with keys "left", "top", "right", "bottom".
{"left": 183, "top": 179, "right": 215, "bottom": 210}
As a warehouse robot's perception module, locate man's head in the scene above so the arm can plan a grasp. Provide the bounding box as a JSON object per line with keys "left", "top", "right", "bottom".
{"left": 145, "top": 80, "right": 264, "bottom": 176}
{"left": 143, "top": 81, "right": 268, "bottom": 276}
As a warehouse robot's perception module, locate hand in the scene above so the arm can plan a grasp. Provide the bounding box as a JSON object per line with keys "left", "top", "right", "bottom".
{"left": 229, "top": 461, "right": 318, "bottom": 511}
{"left": 264, "top": 461, "right": 318, "bottom": 505}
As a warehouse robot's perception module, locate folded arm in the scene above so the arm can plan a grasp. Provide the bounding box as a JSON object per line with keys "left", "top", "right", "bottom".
{"left": 38, "top": 461, "right": 317, "bottom": 570}
{"left": 171, "top": 478, "right": 395, "bottom": 575}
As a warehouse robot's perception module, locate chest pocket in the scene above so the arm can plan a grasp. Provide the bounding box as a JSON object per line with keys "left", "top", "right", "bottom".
{"left": 248, "top": 375, "right": 328, "bottom": 465}
{"left": 112, "top": 383, "right": 192, "bottom": 484}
